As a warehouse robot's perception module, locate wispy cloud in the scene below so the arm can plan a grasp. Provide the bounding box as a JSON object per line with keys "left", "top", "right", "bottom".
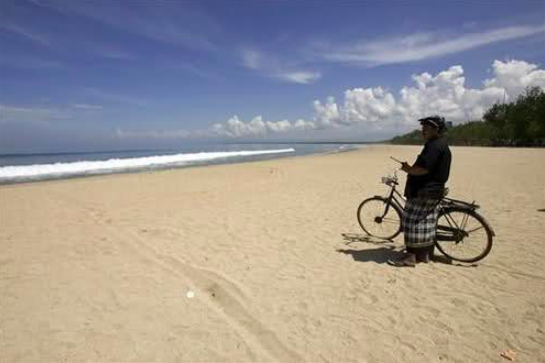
{"left": 0, "top": 22, "right": 52, "bottom": 47}
{"left": 0, "top": 104, "right": 72, "bottom": 123}
{"left": 241, "top": 49, "right": 321, "bottom": 84}
{"left": 242, "top": 50, "right": 262, "bottom": 70}
{"left": 42, "top": 0, "right": 219, "bottom": 52}
{"left": 0, "top": 55, "right": 63, "bottom": 69}
{"left": 84, "top": 88, "right": 149, "bottom": 107}
{"left": 0, "top": 103, "right": 104, "bottom": 123}
{"left": 0, "top": 14, "right": 135, "bottom": 61}
{"left": 71, "top": 104, "right": 103, "bottom": 110}
{"left": 320, "top": 24, "right": 545, "bottom": 66}
{"left": 115, "top": 128, "right": 194, "bottom": 139}
{"left": 79, "top": 41, "right": 135, "bottom": 60}
{"left": 276, "top": 71, "right": 322, "bottom": 85}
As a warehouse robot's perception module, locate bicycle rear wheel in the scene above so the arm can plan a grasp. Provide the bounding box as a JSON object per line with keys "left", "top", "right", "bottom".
{"left": 357, "top": 197, "right": 402, "bottom": 240}
{"left": 435, "top": 208, "right": 493, "bottom": 263}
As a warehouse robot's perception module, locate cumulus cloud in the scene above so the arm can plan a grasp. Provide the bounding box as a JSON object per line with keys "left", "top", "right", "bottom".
{"left": 309, "top": 59, "right": 545, "bottom": 131}
{"left": 313, "top": 96, "right": 341, "bottom": 128}
{"left": 483, "top": 59, "right": 545, "bottom": 97}
{"left": 210, "top": 115, "right": 315, "bottom": 138}
{"left": 116, "top": 59, "right": 545, "bottom": 139}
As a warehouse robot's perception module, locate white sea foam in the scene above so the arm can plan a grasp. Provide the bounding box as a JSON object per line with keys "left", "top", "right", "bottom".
{"left": 0, "top": 148, "right": 295, "bottom": 183}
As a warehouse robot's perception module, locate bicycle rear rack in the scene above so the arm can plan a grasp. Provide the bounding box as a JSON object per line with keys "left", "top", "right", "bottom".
{"left": 442, "top": 197, "right": 480, "bottom": 210}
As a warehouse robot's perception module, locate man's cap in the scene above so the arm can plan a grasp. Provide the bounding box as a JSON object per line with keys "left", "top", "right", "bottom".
{"left": 418, "top": 116, "right": 447, "bottom": 132}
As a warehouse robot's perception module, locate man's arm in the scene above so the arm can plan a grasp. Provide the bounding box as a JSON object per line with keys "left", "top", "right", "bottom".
{"left": 401, "top": 162, "right": 429, "bottom": 175}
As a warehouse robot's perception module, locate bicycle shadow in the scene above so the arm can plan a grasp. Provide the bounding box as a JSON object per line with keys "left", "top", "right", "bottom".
{"left": 337, "top": 246, "right": 401, "bottom": 264}
{"left": 338, "top": 233, "right": 401, "bottom": 264}
{"left": 338, "top": 233, "right": 475, "bottom": 267}
{"left": 341, "top": 233, "right": 394, "bottom": 246}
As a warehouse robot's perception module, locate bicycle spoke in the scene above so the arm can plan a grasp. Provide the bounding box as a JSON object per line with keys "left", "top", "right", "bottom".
{"left": 358, "top": 198, "right": 402, "bottom": 240}
{"left": 435, "top": 209, "right": 491, "bottom": 262}
{"left": 466, "top": 226, "right": 485, "bottom": 234}
{"left": 381, "top": 218, "right": 399, "bottom": 224}
{"left": 461, "top": 211, "right": 470, "bottom": 230}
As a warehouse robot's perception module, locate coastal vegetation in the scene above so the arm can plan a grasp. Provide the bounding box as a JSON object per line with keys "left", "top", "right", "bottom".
{"left": 391, "top": 87, "right": 545, "bottom": 146}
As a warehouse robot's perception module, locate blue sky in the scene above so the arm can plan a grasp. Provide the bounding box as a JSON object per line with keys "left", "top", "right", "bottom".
{"left": 1, "top": 0, "right": 544, "bottom": 153}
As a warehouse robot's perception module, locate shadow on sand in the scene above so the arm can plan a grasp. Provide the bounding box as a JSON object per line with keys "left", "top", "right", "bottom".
{"left": 337, "top": 246, "right": 401, "bottom": 264}
{"left": 340, "top": 233, "right": 394, "bottom": 245}
{"left": 337, "top": 233, "right": 474, "bottom": 267}
{"left": 337, "top": 233, "right": 400, "bottom": 264}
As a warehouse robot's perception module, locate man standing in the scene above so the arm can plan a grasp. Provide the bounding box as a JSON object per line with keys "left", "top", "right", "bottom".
{"left": 388, "top": 116, "right": 452, "bottom": 267}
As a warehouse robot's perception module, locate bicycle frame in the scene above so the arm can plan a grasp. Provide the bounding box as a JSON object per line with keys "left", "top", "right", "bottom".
{"left": 374, "top": 182, "right": 405, "bottom": 219}
{"left": 376, "top": 175, "right": 495, "bottom": 240}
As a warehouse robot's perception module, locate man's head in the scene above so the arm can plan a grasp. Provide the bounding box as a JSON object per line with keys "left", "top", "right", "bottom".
{"left": 419, "top": 116, "right": 446, "bottom": 140}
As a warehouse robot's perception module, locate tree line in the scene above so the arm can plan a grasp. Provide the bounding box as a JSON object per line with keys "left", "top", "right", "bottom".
{"left": 391, "top": 87, "right": 545, "bottom": 147}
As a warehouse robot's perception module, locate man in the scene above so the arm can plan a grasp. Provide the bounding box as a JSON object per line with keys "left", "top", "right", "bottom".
{"left": 388, "top": 116, "right": 452, "bottom": 267}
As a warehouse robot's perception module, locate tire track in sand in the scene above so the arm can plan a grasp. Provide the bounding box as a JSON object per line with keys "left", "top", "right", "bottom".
{"left": 53, "top": 192, "right": 301, "bottom": 363}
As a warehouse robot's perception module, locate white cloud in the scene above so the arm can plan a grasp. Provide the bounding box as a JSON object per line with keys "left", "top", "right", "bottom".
{"left": 241, "top": 49, "right": 262, "bottom": 70}
{"left": 276, "top": 71, "right": 321, "bottom": 84}
{"left": 313, "top": 59, "right": 545, "bottom": 129}
{"left": 321, "top": 25, "right": 545, "bottom": 66}
{"left": 72, "top": 103, "right": 103, "bottom": 110}
{"left": 0, "top": 104, "right": 72, "bottom": 123}
{"left": 313, "top": 96, "right": 341, "bottom": 128}
{"left": 0, "top": 55, "right": 63, "bottom": 69}
{"left": 483, "top": 59, "right": 545, "bottom": 97}
{"left": 0, "top": 22, "right": 52, "bottom": 47}
{"left": 0, "top": 103, "right": 105, "bottom": 123}
{"left": 343, "top": 87, "right": 397, "bottom": 128}
{"left": 116, "top": 128, "right": 193, "bottom": 139}
{"left": 240, "top": 48, "right": 321, "bottom": 84}
{"left": 46, "top": 0, "right": 219, "bottom": 51}
{"left": 211, "top": 115, "right": 315, "bottom": 138}
{"left": 0, "top": 15, "right": 134, "bottom": 61}
{"left": 84, "top": 87, "right": 148, "bottom": 107}
{"left": 115, "top": 59, "right": 545, "bottom": 139}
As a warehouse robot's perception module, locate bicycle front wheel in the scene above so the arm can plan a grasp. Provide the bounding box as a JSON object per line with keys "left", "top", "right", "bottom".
{"left": 435, "top": 208, "right": 493, "bottom": 263}
{"left": 357, "top": 197, "right": 402, "bottom": 240}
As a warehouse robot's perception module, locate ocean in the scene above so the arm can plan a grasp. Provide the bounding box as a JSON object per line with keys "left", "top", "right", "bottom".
{"left": 0, "top": 143, "right": 361, "bottom": 185}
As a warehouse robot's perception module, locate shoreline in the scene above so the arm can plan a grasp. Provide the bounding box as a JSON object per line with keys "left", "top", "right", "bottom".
{"left": 0, "top": 144, "right": 368, "bottom": 188}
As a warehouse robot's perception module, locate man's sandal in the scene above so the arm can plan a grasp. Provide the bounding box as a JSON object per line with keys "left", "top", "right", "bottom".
{"left": 387, "top": 258, "right": 416, "bottom": 267}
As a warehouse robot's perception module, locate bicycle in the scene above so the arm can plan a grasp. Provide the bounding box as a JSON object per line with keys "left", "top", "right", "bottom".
{"left": 357, "top": 169, "right": 495, "bottom": 263}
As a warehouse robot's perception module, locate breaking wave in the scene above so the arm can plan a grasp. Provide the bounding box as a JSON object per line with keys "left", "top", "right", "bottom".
{"left": 0, "top": 148, "right": 295, "bottom": 184}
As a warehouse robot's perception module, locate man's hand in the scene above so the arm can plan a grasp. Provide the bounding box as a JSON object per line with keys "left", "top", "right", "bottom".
{"left": 401, "top": 162, "right": 411, "bottom": 173}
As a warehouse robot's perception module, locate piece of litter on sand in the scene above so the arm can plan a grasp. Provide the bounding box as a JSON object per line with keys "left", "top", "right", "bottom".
{"left": 500, "top": 349, "right": 517, "bottom": 361}
{"left": 186, "top": 291, "right": 195, "bottom": 299}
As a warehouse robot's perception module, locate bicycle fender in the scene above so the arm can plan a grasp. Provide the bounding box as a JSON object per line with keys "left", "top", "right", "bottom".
{"left": 479, "top": 216, "right": 496, "bottom": 236}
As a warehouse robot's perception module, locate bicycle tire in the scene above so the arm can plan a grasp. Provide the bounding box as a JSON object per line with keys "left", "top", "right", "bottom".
{"left": 357, "top": 197, "right": 402, "bottom": 240}
{"left": 435, "top": 207, "right": 493, "bottom": 263}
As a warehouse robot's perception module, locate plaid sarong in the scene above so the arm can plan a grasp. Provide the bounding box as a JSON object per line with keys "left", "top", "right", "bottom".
{"left": 402, "top": 197, "right": 440, "bottom": 248}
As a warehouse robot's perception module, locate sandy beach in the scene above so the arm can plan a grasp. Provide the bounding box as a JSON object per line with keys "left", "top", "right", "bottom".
{"left": 1, "top": 145, "right": 544, "bottom": 363}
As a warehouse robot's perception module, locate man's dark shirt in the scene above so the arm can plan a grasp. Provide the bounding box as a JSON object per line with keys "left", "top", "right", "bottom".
{"left": 404, "top": 136, "right": 451, "bottom": 199}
